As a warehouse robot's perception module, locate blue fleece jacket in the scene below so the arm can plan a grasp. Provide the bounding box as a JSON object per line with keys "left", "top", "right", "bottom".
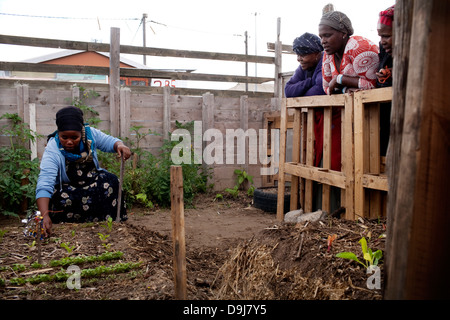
{"left": 36, "top": 127, "right": 121, "bottom": 199}
{"left": 284, "top": 54, "right": 325, "bottom": 98}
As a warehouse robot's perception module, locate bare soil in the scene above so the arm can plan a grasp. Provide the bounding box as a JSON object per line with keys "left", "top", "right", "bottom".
{"left": 0, "top": 192, "right": 385, "bottom": 301}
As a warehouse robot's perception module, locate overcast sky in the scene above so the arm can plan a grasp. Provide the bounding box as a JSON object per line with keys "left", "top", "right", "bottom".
{"left": 0, "top": 0, "right": 395, "bottom": 84}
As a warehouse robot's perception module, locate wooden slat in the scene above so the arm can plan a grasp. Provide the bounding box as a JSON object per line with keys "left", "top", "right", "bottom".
{"left": 362, "top": 174, "right": 389, "bottom": 191}
{"left": 276, "top": 98, "right": 288, "bottom": 221}
{"left": 284, "top": 163, "right": 346, "bottom": 189}
{"left": 285, "top": 95, "right": 345, "bottom": 108}
{"left": 0, "top": 34, "right": 275, "bottom": 64}
{"left": 0, "top": 61, "right": 274, "bottom": 84}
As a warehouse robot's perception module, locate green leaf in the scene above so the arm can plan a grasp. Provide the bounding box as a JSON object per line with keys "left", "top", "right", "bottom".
{"left": 336, "top": 252, "right": 366, "bottom": 268}
{"left": 359, "top": 237, "right": 368, "bottom": 256}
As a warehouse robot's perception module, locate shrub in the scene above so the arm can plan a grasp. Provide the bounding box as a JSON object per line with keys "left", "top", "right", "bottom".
{"left": 0, "top": 113, "right": 41, "bottom": 217}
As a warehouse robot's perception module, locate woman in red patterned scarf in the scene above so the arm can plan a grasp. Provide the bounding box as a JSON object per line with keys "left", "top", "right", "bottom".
{"left": 319, "top": 11, "right": 380, "bottom": 95}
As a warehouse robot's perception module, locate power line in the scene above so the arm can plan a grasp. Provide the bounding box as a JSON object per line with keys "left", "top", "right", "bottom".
{"left": 0, "top": 12, "right": 139, "bottom": 21}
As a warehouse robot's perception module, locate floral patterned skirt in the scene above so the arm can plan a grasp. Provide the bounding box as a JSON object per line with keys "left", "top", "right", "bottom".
{"left": 49, "top": 162, "right": 127, "bottom": 223}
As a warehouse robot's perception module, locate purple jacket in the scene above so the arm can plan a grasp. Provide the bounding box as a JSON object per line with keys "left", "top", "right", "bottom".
{"left": 284, "top": 53, "right": 325, "bottom": 97}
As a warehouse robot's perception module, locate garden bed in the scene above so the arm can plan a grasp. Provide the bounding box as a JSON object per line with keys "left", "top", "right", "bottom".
{"left": 0, "top": 192, "right": 385, "bottom": 300}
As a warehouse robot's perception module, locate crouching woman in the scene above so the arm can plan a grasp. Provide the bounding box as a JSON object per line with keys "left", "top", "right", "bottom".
{"left": 36, "top": 106, "right": 132, "bottom": 236}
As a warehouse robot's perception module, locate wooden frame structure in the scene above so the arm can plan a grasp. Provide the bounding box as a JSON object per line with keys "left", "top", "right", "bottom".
{"left": 276, "top": 87, "right": 392, "bottom": 221}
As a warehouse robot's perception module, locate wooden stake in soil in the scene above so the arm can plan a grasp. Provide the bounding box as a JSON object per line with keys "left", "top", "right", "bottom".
{"left": 170, "top": 165, "right": 187, "bottom": 299}
{"left": 116, "top": 155, "right": 125, "bottom": 223}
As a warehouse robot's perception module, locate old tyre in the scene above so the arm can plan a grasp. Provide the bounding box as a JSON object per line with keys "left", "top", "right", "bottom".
{"left": 253, "top": 187, "right": 291, "bottom": 214}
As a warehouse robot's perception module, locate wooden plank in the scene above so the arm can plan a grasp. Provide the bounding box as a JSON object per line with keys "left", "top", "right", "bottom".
{"left": 0, "top": 61, "right": 274, "bottom": 84}
{"left": 276, "top": 98, "right": 288, "bottom": 221}
{"left": 304, "top": 109, "right": 315, "bottom": 212}
{"left": 0, "top": 34, "right": 275, "bottom": 64}
{"left": 284, "top": 163, "right": 346, "bottom": 189}
{"left": 119, "top": 87, "right": 131, "bottom": 139}
{"left": 359, "top": 87, "right": 393, "bottom": 103}
{"left": 109, "top": 28, "right": 120, "bottom": 137}
{"left": 353, "top": 92, "right": 365, "bottom": 218}
{"left": 343, "top": 94, "right": 355, "bottom": 220}
{"left": 362, "top": 174, "right": 388, "bottom": 191}
{"left": 322, "top": 107, "right": 332, "bottom": 213}
{"left": 170, "top": 165, "right": 187, "bottom": 300}
{"left": 286, "top": 94, "right": 345, "bottom": 108}
{"left": 163, "top": 86, "right": 171, "bottom": 140}
{"left": 369, "top": 103, "right": 381, "bottom": 219}
{"left": 290, "top": 109, "right": 301, "bottom": 210}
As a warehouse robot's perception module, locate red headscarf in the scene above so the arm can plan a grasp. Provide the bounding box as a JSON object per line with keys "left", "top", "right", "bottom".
{"left": 378, "top": 5, "right": 395, "bottom": 28}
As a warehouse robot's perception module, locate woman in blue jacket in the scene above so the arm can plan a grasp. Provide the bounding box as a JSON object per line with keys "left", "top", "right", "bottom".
{"left": 36, "top": 106, "right": 132, "bottom": 236}
{"left": 284, "top": 32, "right": 325, "bottom": 98}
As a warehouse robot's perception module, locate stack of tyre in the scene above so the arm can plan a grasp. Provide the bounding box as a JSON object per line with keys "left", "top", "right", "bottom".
{"left": 253, "top": 187, "right": 291, "bottom": 214}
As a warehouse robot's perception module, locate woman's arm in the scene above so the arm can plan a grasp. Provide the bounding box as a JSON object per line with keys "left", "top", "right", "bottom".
{"left": 37, "top": 197, "right": 52, "bottom": 236}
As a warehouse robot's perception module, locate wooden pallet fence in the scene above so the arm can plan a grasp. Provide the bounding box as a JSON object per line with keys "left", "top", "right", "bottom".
{"left": 261, "top": 110, "right": 294, "bottom": 187}
{"left": 353, "top": 87, "right": 392, "bottom": 219}
{"left": 276, "top": 87, "right": 393, "bottom": 221}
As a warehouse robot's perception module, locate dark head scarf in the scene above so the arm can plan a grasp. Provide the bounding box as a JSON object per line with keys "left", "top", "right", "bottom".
{"left": 319, "top": 11, "right": 354, "bottom": 36}
{"left": 56, "top": 106, "right": 84, "bottom": 132}
{"left": 292, "top": 33, "right": 323, "bottom": 56}
{"left": 378, "top": 5, "right": 395, "bottom": 28}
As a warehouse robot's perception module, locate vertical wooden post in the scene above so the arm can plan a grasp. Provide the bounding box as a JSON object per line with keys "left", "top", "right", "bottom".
{"left": 240, "top": 95, "right": 249, "bottom": 173}
{"left": 274, "top": 18, "right": 282, "bottom": 107}
{"left": 163, "top": 86, "right": 171, "bottom": 140}
{"left": 290, "top": 108, "right": 301, "bottom": 210}
{"left": 202, "top": 92, "right": 215, "bottom": 183}
{"left": 386, "top": 0, "right": 450, "bottom": 300}
{"left": 322, "top": 107, "right": 332, "bottom": 213}
{"left": 170, "top": 165, "right": 187, "bottom": 300}
{"left": 109, "top": 27, "right": 120, "bottom": 137}
{"left": 304, "top": 109, "right": 315, "bottom": 213}
{"left": 119, "top": 87, "right": 131, "bottom": 139}
{"left": 276, "top": 98, "right": 287, "bottom": 221}
{"left": 343, "top": 94, "right": 355, "bottom": 220}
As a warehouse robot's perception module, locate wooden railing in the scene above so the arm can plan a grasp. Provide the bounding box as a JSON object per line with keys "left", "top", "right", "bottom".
{"left": 276, "top": 87, "right": 393, "bottom": 221}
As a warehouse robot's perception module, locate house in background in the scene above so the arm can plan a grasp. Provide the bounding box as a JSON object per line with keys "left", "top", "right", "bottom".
{"left": 2, "top": 49, "right": 191, "bottom": 87}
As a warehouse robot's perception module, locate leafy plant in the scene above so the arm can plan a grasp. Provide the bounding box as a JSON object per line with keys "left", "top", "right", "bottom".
{"left": 99, "top": 120, "right": 211, "bottom": 209}
{"left": 0, "top": 113, "right": 42, "bottom": 217}
{"left": 101, "top": 216, "right": 114, "bottom": 233}
{"left": 336, "top": 237, "right": 383, "bottom": 269}
{"left": 60, "top": 242, "right": 76, "bottom": 254}
{"left": 224, "top": 169, "right": 255, "bottom": 198}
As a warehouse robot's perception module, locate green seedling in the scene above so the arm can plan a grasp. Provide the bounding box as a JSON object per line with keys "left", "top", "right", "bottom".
{"left": 225, "top": 185, "right": 239, "bottom": 198}
{"left": 97, "top": 232, "right": 110, "bottom": 242}
{"left": 213, "top": 193, "right": 223, "bottom": 202}
{"left": 26, "top": 240, "right": 36, "bottom": 249}
{"left": 60, "top": 242, "right": 75, "bottom": 254}
{"left": 101, "top": 216, "right": 114, "bottom": 232}
{"left": 0, "top": 229, "right": 7, "bottom": 242}
{"left": 336, "top": 237, "right": 383, "bottom": 269}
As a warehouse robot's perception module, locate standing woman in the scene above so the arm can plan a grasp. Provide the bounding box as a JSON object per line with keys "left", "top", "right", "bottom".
{"left": 376, "top": 4, "right": 395, "bottom": 156}
{"left": 36, "top": 106, "right": 132, "bottom": 236}
{"left": 319, "top": 11, "right": 379, "bottom": 95}
{"left": 284, "top": 32, "right": 325, "bottom": 98}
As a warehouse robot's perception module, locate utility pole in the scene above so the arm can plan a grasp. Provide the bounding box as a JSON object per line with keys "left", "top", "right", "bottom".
{"left": 142, "top": 13, "right": 148, "bottom": 65}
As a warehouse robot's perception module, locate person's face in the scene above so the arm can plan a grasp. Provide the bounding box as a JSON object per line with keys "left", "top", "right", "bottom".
{"left": 318, "top": 25, "right": 346, "bottom": 55}
{"left": 378, "top": 24, "right": 393, "bottom": 55}
{"left": 297, "top": 52, "right": 320, "bottom": 71}
{"left": 59, "top": 131, "right": 81, "bottom": 152}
